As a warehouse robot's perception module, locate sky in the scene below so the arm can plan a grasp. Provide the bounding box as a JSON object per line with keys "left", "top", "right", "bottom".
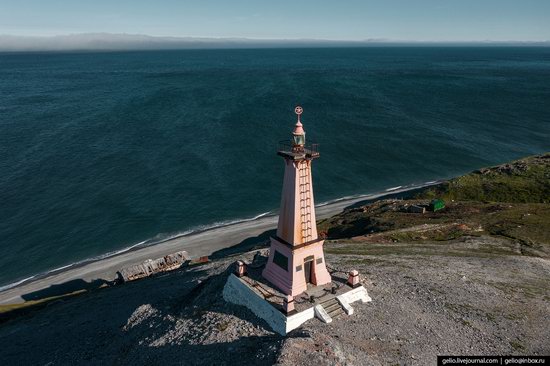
{"left": 0, "top": 0, "right": 549, "bottom": 42}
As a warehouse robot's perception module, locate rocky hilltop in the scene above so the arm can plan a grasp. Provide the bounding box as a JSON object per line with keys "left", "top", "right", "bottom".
{"left": 0, "top": 154, "right": 549, "bottom": 365}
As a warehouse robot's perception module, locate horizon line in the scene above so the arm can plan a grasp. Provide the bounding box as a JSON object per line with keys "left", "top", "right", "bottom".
{"left": 1, "top": 32, "right": 549, "bottom": 52}
{"left": 2, "top": 32, "right": 549, "bottom": 42}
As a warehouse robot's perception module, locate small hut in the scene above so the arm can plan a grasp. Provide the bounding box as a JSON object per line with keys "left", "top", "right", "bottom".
{"left": 429, "top": 199, "right": 445, "bottom": 212}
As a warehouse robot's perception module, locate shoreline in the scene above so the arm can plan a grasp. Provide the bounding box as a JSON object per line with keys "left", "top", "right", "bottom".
{"left": 0, "top": 180, "right": 441, "bottom": 305}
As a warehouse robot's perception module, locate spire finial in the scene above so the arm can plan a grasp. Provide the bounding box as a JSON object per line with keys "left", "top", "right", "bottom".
{"left": 294, "top": 106, "right": 303, "bottom": 124}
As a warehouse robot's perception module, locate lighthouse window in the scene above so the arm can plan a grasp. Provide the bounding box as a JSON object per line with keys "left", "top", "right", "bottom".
{"left": 293, "top": 134, "right": 305, "bottom": 146}
{"left": 273, "top": 251, "right": 288, "bottom": 271}
{"left": 316, "top": 257, "right": 323, "bottom": 264}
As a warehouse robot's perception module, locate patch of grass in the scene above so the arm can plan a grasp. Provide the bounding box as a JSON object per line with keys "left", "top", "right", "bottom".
{"left": 510, "top": 340, "right": 526, "bottom": 352}
{"left": 0, "top": 290, "right": 86, "bottom": 320}
{"left": 504, "top": 313, "right": 522, "bottom": 321}
{"left": 487, "top": 281, "right": 518, "bottom": 297}
{"left": 340, "top": 257, "right": 386, "bottom": 266}
{"left": 388, "top": 226, "right": 468, "bottom": 243}
{"left": 482, "top": 205, "right": 550, "bottom": 250}
{"left": 318, "top": 213, "right": 395, "bottom": 239}
{"left": 322, "top": 202, "right": 550, "bottom": 258}
{"left": 325, "top": 243, "right": 438, "bottom": 256}
{"left": 216, "top": 321, "right": 229, "bottom": 332}
{"left": 318, "top": 154, "right": 550, "bottom": 261}
{"left": 429, "top": 287, "right": 445, "bottom": 295}
{"left": 461, "top": 319, "right": 473, "bottom": 328}
{"left": 419, "top": 154, "right": 550, "bottom": 203}
{"left": 487, "top": 280, "right": 550, "bottom": 299}
{"left": 444, "top": 302, "right": 476, "bottom": 314}
{"left": 326, "top": 240, "right": 523, "bottom": 259}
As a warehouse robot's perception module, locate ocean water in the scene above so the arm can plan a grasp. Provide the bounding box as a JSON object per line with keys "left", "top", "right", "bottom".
{"left": 0, "top": 47, "right": 549, "bottom": 288}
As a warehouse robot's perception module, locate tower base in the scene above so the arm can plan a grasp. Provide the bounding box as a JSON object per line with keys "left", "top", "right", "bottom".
{"left": 262, "top": 237, "right": 331, "bottom": 296}
{"left": 223, "top": 273, "right": 372, "bottom": 335}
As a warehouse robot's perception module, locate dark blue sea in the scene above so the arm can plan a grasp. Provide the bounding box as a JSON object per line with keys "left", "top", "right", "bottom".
{"left": 1, "top": 47, "right": 549, "bottom": 289}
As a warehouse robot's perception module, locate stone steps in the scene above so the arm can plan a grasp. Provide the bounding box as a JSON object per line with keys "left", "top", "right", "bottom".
{"left": 319, "top": 297, "right": 346, "bottom": 319}
{"left": 327, "top": 306, "right": 345, "bottom": 318}
{"left": 324, "top": 302, "right": 341, "bottom": 312}
{"left": 329, "top": 308, "right": 345, "bottom": 319}
{"left": 319, "top": 297, "right": 338, "bottom": 306}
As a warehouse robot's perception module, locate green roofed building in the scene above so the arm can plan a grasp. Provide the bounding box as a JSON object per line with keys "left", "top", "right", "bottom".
{"left": 430, "top": 199, "right": 445, "bottom": 212}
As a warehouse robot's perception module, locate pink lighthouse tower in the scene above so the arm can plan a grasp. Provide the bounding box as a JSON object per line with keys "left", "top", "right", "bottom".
{"left": 262, "top": 106, "right": 332, "bottom": 296}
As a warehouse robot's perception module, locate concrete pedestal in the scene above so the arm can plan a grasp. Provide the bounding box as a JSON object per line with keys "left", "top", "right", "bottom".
{"left": 223, "top": 273, "right": 372, "bottom": 336}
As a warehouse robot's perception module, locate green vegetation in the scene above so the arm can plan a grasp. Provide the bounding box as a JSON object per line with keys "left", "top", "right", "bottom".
{"left": 216, "top": 320, "right": 230, "bottom": 331}
{"left": 510, "top": 340, "right": 526, "bottom": 352}
{"left": 319, "top": 153, "right": 550, "bottom": 258}
{"left": 0, "top": 290, "right": 86, "bottom": 320}
{"left": 325, "top": 240, "right": 519, "bottom": 258}
{"left": 461, "top": 319, "right": 473, "bottom": 328}
{"left": 419, "top": 154, "right": 550, "bottom": 203}
{"left": 321, "top": 202, "right": 550, "bottom": 248}
{"left": 430, "top": 199, "right": 445, "bottom": 211}
{"left": 486, "top": 279, "right": 550, "bottom": 299}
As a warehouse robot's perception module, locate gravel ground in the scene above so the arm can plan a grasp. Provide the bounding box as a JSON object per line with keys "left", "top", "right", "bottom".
{"left": 277, "top": 236, "right": 550, "bottom": 365}
{"left": 0, "top": 235, "right": 548, "bottom": 365}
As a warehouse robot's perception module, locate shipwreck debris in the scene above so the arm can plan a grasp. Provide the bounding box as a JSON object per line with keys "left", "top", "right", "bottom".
{"left": 116, "top": 250, "right": 189, "bottom": 283}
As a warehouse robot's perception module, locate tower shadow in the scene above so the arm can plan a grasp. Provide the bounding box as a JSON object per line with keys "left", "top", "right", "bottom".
{"left": 21, "top": 278, "right": 113, "bottom": 301}
{"left": 210, "top": 229, "right": 275, "bottom": 259}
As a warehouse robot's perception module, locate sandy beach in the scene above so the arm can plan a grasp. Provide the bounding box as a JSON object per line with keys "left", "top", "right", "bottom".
{"left": 0, "top": 183, "right": 437, "bottom": 305}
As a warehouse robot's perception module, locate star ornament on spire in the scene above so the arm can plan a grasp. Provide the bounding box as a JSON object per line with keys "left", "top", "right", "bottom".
{"left": 294, "top": 106, "right": 303, "bottom": 115}
{"left": 294, "top": 106, "right": 303, "bottom": 122}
